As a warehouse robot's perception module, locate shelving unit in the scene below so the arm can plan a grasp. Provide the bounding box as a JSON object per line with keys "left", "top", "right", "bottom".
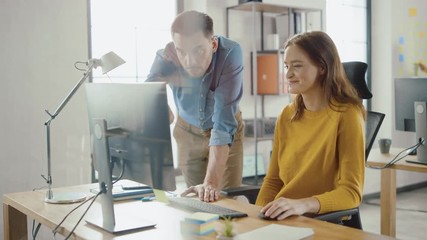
{"left": 226, "top": 1, "right": 323, "bottom": 185}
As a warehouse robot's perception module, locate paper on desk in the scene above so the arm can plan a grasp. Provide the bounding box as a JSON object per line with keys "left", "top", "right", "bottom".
{"left": 236, "top": 224, "right": 313, "bottom": 240}
{"left": 153, "top": 189, "right": 169, "bottom": 203}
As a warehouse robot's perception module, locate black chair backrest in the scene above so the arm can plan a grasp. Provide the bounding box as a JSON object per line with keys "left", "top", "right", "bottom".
{"left": 365, "top": 111, "right": 385, "bottom": 159}
{"left": 342, "top": 62, "right": 385, "bottom": 159}
{"left": 343, "top": 61, "right": 372, "bottom": 99}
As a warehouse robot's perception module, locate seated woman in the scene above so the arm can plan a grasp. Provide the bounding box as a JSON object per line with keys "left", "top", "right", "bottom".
{"left": 257, "top": 31, "right": 366, "bottom": 220}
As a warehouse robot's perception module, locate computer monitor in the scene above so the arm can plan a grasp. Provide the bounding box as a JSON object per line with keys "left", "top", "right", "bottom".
{"left": 84, "top": 82, "right": 176, "bottom": 233}
{"left": 394, "top": 77, "right": 427, "bottom": 164}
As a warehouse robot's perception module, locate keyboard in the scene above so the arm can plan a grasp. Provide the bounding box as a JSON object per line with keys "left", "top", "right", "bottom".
{"left": 168, "top": 197, "right": 248, "bottom": 218}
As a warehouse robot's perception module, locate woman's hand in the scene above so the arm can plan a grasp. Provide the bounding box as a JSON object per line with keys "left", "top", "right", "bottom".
{"left": 260, "top": 197, "right": 320, "bottom": 220}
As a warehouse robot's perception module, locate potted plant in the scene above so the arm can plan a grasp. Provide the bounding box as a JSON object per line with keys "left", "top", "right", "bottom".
{"left": 217, "top": 216, "right": 235, "bottom": 239}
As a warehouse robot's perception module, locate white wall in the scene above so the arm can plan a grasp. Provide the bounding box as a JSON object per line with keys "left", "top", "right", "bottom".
{"left": 0, "top": 0, "right": 90, "bottom": 237}
{"left": 390, "top": 0, "right": 427, "bottom": 147}
{"left": 372, "top": 0, "right": 427, "bottom": 148}
{"left": 368, "top": 0, "right": 427, "bottom": 194}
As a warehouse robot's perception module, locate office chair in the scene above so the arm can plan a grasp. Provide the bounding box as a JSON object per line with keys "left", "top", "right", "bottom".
{"left": 365, "top": 111, "right": 385, "bottom": 159}
{"left": 222, "top": 61, "right": 385, "bottom": 229}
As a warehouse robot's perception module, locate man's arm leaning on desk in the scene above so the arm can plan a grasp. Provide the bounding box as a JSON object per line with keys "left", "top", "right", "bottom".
{"left": 181, "top": 145, "right": 229, "bottom": 202}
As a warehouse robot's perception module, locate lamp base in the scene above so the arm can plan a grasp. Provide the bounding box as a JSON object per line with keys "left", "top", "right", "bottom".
{"left": 45, "top": 192, "right": 87, "bottom": 204}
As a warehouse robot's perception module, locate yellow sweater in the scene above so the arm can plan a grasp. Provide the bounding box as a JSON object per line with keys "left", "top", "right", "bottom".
{"left": 256, "top": 103, "right": 365, "bottom": 214}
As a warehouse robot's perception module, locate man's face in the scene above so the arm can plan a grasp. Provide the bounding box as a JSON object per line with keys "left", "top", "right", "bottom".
{"left": 172, "top": 31, "right": 217, "bottom": 78}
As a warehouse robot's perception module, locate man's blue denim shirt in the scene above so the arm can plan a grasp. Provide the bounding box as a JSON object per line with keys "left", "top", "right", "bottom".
{"left": 146, "top": 36, "right": 243, "bottom": 146}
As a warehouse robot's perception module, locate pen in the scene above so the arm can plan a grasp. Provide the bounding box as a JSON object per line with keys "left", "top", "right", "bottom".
{"left": 141, "top": 196, "right": 156, "bottom": 202}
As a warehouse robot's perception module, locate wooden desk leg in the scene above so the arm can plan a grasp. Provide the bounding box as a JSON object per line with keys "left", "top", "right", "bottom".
{"left": 3, "top": 203, "right": 28, "bottom": 240}
{"left": 380, "top": 168, "right": 396, "bottom": 237}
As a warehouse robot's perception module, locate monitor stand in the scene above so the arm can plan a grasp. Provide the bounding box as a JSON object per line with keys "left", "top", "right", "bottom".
{"left": 406, "top": 160, "right": 427, "bottom": 166}
{"left": 85, "top": 202, "right": 156, "bottom": 234}
{"left": 408, "top": 102, "right": 427, "bottom": 166}
{"left": 85, "top": 119, "right": 156, "bottom": 233}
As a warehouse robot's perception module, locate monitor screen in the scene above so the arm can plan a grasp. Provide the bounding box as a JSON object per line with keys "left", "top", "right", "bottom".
{"left": 394, "top": 78, "right": 427, "bottom": 132}
{"left": 394, "top": 77, "right": 427, "bottom": 164}
{"left": 84, "top": 82, "right": 176, "bottom": 233}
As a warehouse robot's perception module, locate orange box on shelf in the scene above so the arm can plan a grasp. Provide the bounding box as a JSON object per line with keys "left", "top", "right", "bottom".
{"left": 251, "top": 50, "right": 287, "bottom": 95}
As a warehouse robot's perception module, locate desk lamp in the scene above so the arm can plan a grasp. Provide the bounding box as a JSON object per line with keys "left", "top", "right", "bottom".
{"left": 42, "top": 51, "right": 125, "bottom": 203}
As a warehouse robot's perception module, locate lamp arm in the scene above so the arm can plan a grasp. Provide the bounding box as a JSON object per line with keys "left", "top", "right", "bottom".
{"left": 45, "top": 62, "right": 95, "bottom": 121}
{"left": 42, "top": 62, "right": 95, "bottom": 200}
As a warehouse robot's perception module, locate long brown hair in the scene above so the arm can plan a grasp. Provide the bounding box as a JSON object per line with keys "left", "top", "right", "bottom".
{"left": 284, "top": 31, "right": 365, "bottom": 120}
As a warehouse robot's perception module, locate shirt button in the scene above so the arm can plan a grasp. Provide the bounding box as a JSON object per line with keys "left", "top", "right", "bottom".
{"left": 201, "top": 94, "right": 203, "bottom": 97}
{"left": 199, "top": 108, "right": 203, "bottom": 112}
{"left": 199, "top": 117, "right": 203, "bottom": 120}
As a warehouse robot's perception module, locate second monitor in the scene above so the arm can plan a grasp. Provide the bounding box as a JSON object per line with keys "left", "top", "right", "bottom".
{"left": 395, "top": 77, "right": 427, "bottom": 164}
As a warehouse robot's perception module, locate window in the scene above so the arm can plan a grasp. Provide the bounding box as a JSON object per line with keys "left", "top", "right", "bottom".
{"left": 326, "top": 0, "right": 368, "bottom": 62}
{"left": 326, "top": 0, "right": 370, "bottom": 109}
{"left": 89, "top": 0, "right": 176, "bottom": 82}
{"left": 88, "top": 1, "right": 178, "bottom": 176}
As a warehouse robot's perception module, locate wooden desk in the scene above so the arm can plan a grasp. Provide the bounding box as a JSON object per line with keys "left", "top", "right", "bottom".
{"left": 367, "top": 148, "right": 427, "bottom": 238}
{"left": 4, "top": 183, "right": 394, "bottom": 240}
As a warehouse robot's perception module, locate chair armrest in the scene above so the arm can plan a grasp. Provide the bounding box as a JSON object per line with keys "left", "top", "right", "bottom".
{"left": 221, "top": 185, "right": 261, "bottom": 204}
{"left": 304, "top": 207, "right": 360, "bottom": 224}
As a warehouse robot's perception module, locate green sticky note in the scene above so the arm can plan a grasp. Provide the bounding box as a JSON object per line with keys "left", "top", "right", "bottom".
{"left": 153, "top": 189, "right": 169, "bottom": 203}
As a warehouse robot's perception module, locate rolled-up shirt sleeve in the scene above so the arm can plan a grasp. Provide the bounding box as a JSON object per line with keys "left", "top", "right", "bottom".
{"left": 209, "top": 43, "right": 243, "bottom": 146}
{"left": 146, "top": 42, "right": 179, "bottom": 82}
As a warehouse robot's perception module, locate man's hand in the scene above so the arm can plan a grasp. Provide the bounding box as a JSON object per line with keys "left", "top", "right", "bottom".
{"left": 419, "top": 62, "right": 427, "bottom": 73}
{"left": 168, "top": 106, "right": 175, "bottom": 124}
{"left": 180, "top": 145, "right": 230, "bottom": 202}
{"left": 181, "top": 184, "right": 220, "bottom": 202}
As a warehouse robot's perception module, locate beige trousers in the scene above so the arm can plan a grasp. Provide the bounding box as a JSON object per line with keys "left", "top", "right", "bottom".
{"left": 173, "top": 112, "right": 244, "bottom": 189}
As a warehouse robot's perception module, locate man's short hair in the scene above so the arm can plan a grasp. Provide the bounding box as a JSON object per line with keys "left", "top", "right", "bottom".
{"left": 171, "top": 10, "right": 213, "bottom": 38}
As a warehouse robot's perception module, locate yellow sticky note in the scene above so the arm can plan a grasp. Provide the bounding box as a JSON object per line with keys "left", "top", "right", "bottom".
{"left": 409, "top": 8, "right": 417, "bottom": 17}
{"left": 153, "top": 189, "right": 169, "bottom": 203}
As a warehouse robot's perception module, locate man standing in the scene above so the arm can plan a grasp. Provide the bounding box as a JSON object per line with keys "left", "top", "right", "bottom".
{"left": 146, "top": 10, "right": 244, "bottom": 202}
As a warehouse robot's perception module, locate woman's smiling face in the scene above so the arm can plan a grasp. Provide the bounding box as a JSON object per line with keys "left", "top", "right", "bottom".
{"left": 284, "top": 45, "right": 323, "bottom": 96}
